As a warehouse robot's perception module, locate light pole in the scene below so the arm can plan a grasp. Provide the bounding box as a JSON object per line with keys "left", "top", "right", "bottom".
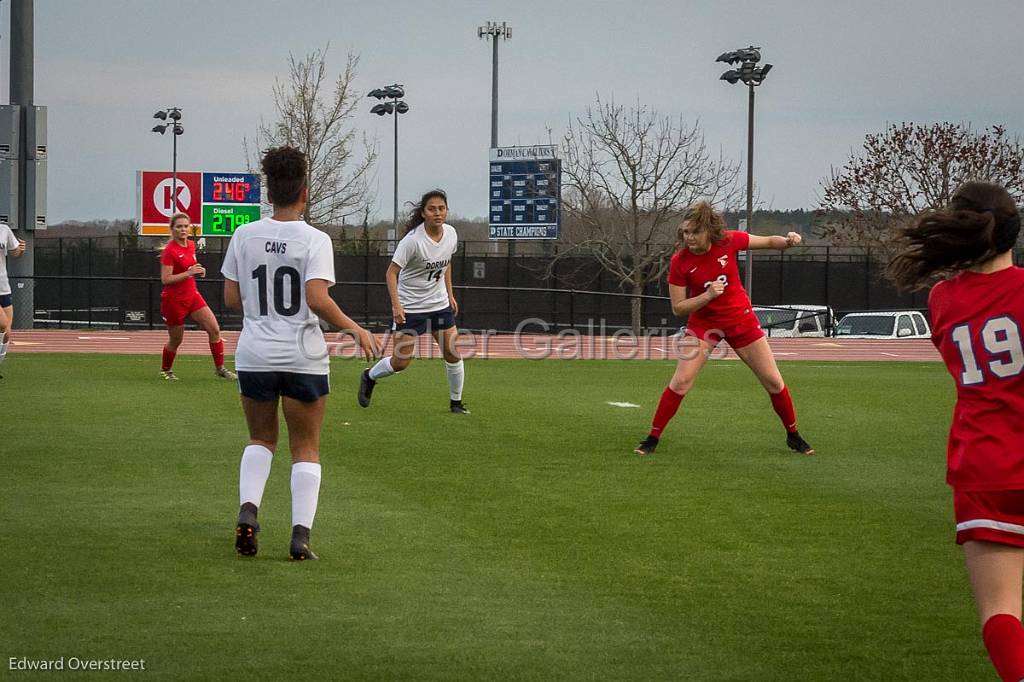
{"left": 717, "top": 47, "right": 772, "bottom": 298}
{"left": 151, "top": 107, "right": 184, "bottom": 216}
{"left": 368, "top": 85, "right": 408, "bottom": 253}
{"left": 478, "top": 21, "right": 510, "bottom": 149}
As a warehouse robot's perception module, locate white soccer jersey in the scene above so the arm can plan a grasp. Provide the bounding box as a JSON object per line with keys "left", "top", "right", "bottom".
{"left": 392, "top": 223, "right": 458, "bottom": 313}
{"left": 221, "top": 218, "right": 336, "bottom": 374}
{"left": 0, "top": 224, "right": 19, "bottom": 296}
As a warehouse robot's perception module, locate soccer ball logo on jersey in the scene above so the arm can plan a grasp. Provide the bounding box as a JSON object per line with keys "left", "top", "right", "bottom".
{"left": 717, "top": 255, "right": 728, "bottom": 268}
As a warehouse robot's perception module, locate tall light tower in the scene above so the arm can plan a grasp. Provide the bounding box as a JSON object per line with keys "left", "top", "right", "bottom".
{"left": 367, "top": 85, "right": 409, "bottom": 254}
{"left": 151, "top": 107, "right": 184, "bottom": 215}
{"left": 717, "top": 46, "right": 772, "bottom": 299}
{"left": 478, "top": 21, "right": 510, "bottom": 149}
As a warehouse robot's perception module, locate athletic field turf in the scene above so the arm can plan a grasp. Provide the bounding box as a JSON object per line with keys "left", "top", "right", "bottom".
{"left": 1, "top": 354, "right": 989, "bottom": 680}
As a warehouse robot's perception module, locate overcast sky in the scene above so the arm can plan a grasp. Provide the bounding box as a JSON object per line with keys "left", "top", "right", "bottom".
{"left": 14, "top": 0, "right": 1024, "bottom": 223}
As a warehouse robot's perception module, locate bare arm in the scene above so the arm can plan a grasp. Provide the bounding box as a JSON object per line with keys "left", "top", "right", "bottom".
{"left": 669, "top": 282, "right": 723, "bottom": 318}
{"left": 10, "top": 239, "right": 25, "bottom": 257}
{"left": 386, "top": 262, "right": 405, "bottom": 323}
{"left": 161, "top": 262, "right": 205, "bottom": 285}
{"left": 747, "top": 232, "right": 803, "bottom": 251}
{"left": 445, "top": 263, "right": 458, "bottom": 315}
{"left": 223, "top": 279, "right": 241, "bottom": 312}
{"left": 306, "top": 279, "right": 381, "bottom": 361}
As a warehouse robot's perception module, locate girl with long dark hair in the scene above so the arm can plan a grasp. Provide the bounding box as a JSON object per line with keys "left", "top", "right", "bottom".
{"left": 889, "top": 181, "right": 1024, "bottom": 681}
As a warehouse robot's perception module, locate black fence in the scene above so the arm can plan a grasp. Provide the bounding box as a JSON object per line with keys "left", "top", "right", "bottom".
{"left": 25, "top": 236, "right": 1020, "bottom": 331}
{"left": 22, "top": 275, "right": 679, "bottom": 334}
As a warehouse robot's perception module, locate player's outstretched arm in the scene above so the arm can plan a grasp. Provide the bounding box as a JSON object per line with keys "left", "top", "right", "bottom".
{"left": 306, "top": 279, "right": 381, "bottom": 361}
{"left": 747, "top": 232, "right": 802, "bottom": 250}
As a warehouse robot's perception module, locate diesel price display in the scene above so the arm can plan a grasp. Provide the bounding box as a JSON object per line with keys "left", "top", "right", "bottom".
{"left": 200, "top": 172, "right": 261, "bottom": 236}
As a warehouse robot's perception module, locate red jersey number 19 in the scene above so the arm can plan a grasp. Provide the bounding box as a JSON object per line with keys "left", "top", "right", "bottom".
{"left": 950, "top": 316, "right": 1024, "bottom": 385}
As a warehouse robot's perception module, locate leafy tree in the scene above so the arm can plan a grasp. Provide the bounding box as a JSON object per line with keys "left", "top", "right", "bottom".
{"left": 817, "top": 122, "right": 1024, "bottom": 254}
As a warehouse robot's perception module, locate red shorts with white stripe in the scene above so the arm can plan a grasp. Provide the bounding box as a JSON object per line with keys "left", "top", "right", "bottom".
{"left": 161, "top": 291, "right": 208, "bottom": 327}
{"left": 953, "top": 489, "right": 1024, "bottom": 547}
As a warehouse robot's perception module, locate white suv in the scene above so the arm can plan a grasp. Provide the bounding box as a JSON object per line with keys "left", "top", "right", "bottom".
{"left": 753, "top": 305, "right": 835, "bottom": 338}
{"left": 835, "top": 311, "right": 931, "bottom": 339}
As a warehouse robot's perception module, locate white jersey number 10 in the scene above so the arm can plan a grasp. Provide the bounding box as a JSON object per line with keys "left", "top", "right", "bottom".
{"left": 252, "top": 265, "right": 301, "bottom": 317}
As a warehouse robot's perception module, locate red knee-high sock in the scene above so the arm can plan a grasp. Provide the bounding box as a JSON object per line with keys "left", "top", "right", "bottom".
{"left": 210, "top": 339, "right": 225, "bottom": 368}
{"left": 161, "top": 346, "right": 176, "bottom": 371}
{"left": 983, "top": 614, "right": 1024, "bottom": 682}
{"left": 770, "top": 386, "right": 798, "bottom": 433}
{"left": 650, "top": 387, "right": 685, "bottom": 438}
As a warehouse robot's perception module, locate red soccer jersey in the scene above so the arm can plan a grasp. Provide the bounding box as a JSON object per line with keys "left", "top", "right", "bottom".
{"left": 929, "top": 266, "right": 1024, "bottom": 491}
{"left": 667, "top": 230, "right": 752, "bottom": 327}
{"left": 160, "top": 239, "right": 199, "bottom": 298}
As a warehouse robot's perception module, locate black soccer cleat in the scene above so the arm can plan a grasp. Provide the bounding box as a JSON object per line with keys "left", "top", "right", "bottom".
{"left": 235, "top": 502, "right": 260, "bottom": 557}
{"left": 289, "top": 525, "right": 319, "bottom": 561}
{"left": 450, "top": 399, "right": 471, "bottom": 414}
{"left": 786, "top": 431, "right": 815, "bottom": 456}
{"left": 357, "top": 369, "right": 376, "bottom": 408}
{"left": 634, "top": 435, "right": 659, "bottom": 456}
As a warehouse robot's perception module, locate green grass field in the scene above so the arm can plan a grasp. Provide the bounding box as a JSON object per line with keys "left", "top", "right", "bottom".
{"left": 0, "top": 354, "right": 992, "bottom": 680}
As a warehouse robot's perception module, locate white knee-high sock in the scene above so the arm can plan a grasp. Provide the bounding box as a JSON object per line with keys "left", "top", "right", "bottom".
{"left": 0, "top": 339, "right": 8, "bottom": 363}
{"left": 291, "top": 461, "right": 322, "bottom": 529}
{"left": 369, "top": 356, "right": 397, "bottom": 381}
{"left": 239, "top": 444, "right": 273, "bottom": 507}
{"left": 445, "top": 359, "right": 465, "bottom": 401}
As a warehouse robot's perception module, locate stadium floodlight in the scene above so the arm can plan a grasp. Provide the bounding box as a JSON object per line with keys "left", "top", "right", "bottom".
{"left": 151, "top": 107, "right": 184, "bottom": 217}
{"left": 367, "top": 84, "right": 409, "bottom": 253}
{"left": 717, "top": 47, "right": 773, "bottom": 298}
{"left": 478, "top": 21, "right": 510, "bottom": 149}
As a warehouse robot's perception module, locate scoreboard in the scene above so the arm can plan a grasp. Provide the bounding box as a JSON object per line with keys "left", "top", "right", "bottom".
{"left": 138, "top": 170, "right": 261, "bottom": 236}
{"left": 488, "top": 146, "right": 561, "bottom": 240}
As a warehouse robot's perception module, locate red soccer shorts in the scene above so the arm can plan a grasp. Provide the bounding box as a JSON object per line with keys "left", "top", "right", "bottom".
{"left": 954, "top": 489, "right": 1024, "bottom": 547}
{"left": 684, "top": 310, "right": 765, "bottom": 350}
{"left": 161, "top": 291, "right": 208, "bottom": 327}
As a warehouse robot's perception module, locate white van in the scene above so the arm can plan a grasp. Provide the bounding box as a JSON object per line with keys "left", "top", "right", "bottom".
{"left": 834, "top": 311, "right": 931, "bottom": 339}
{"left": 753, "top": 305, "right": 835, "bottom": 338}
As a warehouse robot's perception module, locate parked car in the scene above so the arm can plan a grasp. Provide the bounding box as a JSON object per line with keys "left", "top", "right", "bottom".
{"left": 753, "top": 305, "right": 835, "bottom": 338}
{"left": 834, "top": 311, "right": 931, "bottom": 339}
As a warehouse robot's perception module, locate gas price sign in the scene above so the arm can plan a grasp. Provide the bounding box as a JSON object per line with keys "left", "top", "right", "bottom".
{"left": 201, "top": 172, "right": 261, "bottom": 236}
{"left": 138, "top": 170, "right": 262, "bottom": 236}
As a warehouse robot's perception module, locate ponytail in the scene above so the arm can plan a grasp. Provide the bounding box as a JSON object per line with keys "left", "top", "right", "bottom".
{"left": 887, "top": 181, "right": 1020, "bottom": 290}
{"left": 404, "top": 189, "right": 448, "bottom": 235}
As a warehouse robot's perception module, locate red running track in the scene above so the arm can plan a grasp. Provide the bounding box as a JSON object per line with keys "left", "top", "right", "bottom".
{"left": 7, "top": 330, "right": 940, "bottom": 362}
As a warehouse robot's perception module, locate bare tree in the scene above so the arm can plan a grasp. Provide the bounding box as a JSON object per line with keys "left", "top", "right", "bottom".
{"left": 555, "top": 97, "right": 740, "bottom": 334}
{"left": 245, "top": 46, "right": 377, "bottom": 228}
{"left": 817, "top": 122, "right": 1024, "bottom": 254}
